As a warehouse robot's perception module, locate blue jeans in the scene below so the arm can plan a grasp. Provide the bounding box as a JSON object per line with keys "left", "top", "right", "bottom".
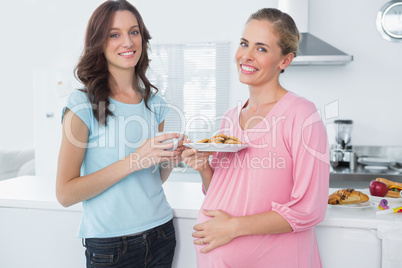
{"left": 83, "top": 219, "right": 176, "bottom": 268}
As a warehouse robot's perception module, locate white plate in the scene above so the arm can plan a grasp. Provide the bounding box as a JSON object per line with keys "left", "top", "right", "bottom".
{"left": 328, "top": 201, "right": 375, "bottom": 209}
{"left": 362, "top": 190, "right": 402, "bottom": 205}
{"left": 368, "top": 195, "right": 402, "bottom": 204}
{"left": 358, "top": 157, "right": 395, "bottom": 166}
{"left": 364, "top": 166, "right": 388, "bottom": 173}
{"left": 184, "top": 143, "right": 249, "bottom": 152}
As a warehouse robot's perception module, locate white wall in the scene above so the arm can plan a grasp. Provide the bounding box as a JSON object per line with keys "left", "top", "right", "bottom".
{"left": 297, "top": 0, "right": 402, "bottom": 146}
{"left": 1, "top": 0, "right": 401, "bottom": 153}
{"left": 0, "top": 0, "right": 104, "bottom": 150}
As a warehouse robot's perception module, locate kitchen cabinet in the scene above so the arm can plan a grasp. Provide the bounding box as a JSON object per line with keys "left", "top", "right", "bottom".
{"left": 1, "top": 176, "right": 401, "bottom": 268}
{"left": 0, "top": 207, "right": 84, "bottom": 268}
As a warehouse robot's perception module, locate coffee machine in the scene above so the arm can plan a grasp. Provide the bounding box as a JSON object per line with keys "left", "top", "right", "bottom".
{"left": 330, "top": 120, "right": 355, "bottom": 167}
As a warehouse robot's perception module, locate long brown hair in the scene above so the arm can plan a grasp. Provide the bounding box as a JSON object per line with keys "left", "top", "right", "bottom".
{"left": 75, "top": 0, "right": 157, "bottom": 125}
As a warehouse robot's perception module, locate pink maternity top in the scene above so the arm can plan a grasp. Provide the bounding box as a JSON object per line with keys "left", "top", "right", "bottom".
{"left": 195, "top": 92, "right": 330, "bottom": 268}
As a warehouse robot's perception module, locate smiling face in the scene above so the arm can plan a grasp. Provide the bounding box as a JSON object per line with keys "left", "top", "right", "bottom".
{"left": 235, "top": 19, "right": 293, "bottom": 88}
{"left": 104, "top": 10, "right": 142, "bottom": 74}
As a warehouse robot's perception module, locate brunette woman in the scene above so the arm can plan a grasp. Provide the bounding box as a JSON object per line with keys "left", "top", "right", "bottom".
{"left": 56, "top": 1, "right": 181, "bottom": 267}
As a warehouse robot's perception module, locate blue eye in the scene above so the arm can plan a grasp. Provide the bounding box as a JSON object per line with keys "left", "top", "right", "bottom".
{"left": 110, "top": 33, "right": 119, "bottom": 38}
{"left": 130, "top": 30, "right": 139, "bottom": 35}
{"left": 240, "top": 42, "right": 248, "bottom": 47}
{"left": 258, "top": 47, "right": 267, "bottom": 52}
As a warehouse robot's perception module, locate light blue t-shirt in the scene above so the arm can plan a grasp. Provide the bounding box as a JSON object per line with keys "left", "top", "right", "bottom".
{"left": 63, "top": 89, "right": 173, "bottom": 238}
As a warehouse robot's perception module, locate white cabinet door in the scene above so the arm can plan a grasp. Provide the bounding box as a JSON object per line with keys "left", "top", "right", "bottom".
{"left": 0, "top": 207, "right": 85, "bottom": 268}
{"left": 173, "top": 217, "right": 198, "bottom": 268}
{"left": 0, "top": 207, "right": 198, "bottom": 268}
{"left": 3, "top": 206, "right": 381, "bottom": 268}
{"left": 315, "top": 226, "right": 381, "bottom": 267}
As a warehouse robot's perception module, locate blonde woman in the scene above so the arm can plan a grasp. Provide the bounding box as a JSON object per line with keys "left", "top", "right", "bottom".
{"left": 182, "top": 8, "right": 330, "bottom": 268}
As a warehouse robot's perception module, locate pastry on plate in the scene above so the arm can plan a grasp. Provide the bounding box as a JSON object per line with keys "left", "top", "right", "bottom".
{"left": 328, "top": 188, "right": 369, "bottom": 205}
{"left": 224, "top": 136, "right": 242, "bottom": 144}
{"left": 197, "top": 134, "right": 242, "bottom": 144}
{"left": 210, "top": 136, "right": 226, "bottom": 144}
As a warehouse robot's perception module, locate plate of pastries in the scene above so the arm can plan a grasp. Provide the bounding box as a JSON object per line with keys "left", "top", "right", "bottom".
{"left": 328, "top": 188, "right": 375, "bottom": 208}
{"left": 184, "top": 134, "right": 249, "bottom": 152}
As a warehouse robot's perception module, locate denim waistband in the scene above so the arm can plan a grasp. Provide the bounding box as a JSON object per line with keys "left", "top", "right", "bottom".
{"left": 83, "top": 219, "right": 173, "bottom": 246}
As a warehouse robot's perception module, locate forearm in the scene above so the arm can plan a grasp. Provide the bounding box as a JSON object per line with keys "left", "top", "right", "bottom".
{"left": 159, "top": 163, "right": 175, "bottom": 184}
{"left": 233, "top": 211, "right": 293, "bottom": 237}
{"left": 199, "top": 163, "right": 214, "bottom": 191}
{"left": 57, "top": 154, "right": 139, "bottom": 207}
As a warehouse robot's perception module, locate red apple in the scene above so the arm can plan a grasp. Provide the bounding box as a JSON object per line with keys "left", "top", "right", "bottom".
{"left": 369, "top": 180, "right": 389, "bottom": 197}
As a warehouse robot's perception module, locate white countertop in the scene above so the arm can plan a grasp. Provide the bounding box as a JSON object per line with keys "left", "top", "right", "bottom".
{"left": 0, "top": 175, "right": 82, "bottom": 211}
{"left": 1, "top": 175, "right": 402, "bottom": 229}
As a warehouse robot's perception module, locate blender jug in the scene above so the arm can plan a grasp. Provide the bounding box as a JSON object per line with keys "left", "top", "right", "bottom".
{"left": 334, "top": 120, "right": 353, "bottom": 149}
{"left": 330, "top": 119, "right": 354, "bottom": 168}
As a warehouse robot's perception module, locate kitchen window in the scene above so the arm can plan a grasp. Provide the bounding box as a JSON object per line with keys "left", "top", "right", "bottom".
{"left": 147, "top": 42, "right": 230, "bottom": 143}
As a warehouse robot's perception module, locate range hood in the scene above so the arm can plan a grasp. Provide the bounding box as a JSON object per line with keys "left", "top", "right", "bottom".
{"left": 292, "top": 33, "right": 353, "bottom": 65}
{"left": 278, "top": 0, "right": 353, "bottom": 66}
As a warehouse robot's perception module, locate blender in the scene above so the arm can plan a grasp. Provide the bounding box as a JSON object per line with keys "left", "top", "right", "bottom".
{"left": 330, "top": 120, "right": 354, "bottom": 167}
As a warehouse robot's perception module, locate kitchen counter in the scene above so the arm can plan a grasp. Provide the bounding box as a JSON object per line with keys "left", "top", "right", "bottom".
{"left": 1, "top": 175, "right": 402, "bottom": 267}
{"left": 1, "top": 175, "right": 401, "bottom": 227}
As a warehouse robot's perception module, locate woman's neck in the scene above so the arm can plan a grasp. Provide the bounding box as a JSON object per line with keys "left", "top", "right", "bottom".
{"left": 109, "top": 68, "right": 142, "bottom": 103}
{"left": 247, "top": 83, "right": 287, "bottom": 109}
{"left": 110, "top": 68, "right": 136, "bottom": 95}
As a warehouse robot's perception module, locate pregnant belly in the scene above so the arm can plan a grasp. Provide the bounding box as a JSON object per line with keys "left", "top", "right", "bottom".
{"left": 195, "top": 212, "right": 279, "bottom": 266}
{"left": 195, "top": 210, "right": 303, "bottom": 267}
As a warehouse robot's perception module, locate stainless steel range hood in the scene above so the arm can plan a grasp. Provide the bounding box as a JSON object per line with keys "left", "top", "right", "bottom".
{"left": 278, "top": 0, "right": 353, "bottom": 66}
{"left": 292, "top": 33, "right": 353, "bottom": 65}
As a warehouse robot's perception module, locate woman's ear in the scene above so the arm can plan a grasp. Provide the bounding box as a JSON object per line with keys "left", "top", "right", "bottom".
{"left": 279, "top": 52, "right": 295, "bottom": 71}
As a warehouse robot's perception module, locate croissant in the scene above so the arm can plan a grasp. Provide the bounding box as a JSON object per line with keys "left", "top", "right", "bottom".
{"left": 328, "top": 189, "right": 369, "bottom": 205}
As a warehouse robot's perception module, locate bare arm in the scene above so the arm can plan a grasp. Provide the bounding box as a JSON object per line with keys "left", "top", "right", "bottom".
{"left": 56, "top": 110, "right": 181, "bottom": 207}
{"left": 56, "top": 109, "right": 135, "bottom": 207}
{"left": 158, "top": 121, "right": 170, "bottom": 183}
{"left": 234, "top": 211, "right": 293, "bottom": 236}
{"left": 158, "top": 121, "right": 185, "bottom": 183}
{"left": 181, "top": 148, "right": 214, "bottom": 190}
{"left": 199, "top": 163, "right": 214, "bottom": 191}
{"left": 193, "top": 209, "right": 292, "bottom": 253}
